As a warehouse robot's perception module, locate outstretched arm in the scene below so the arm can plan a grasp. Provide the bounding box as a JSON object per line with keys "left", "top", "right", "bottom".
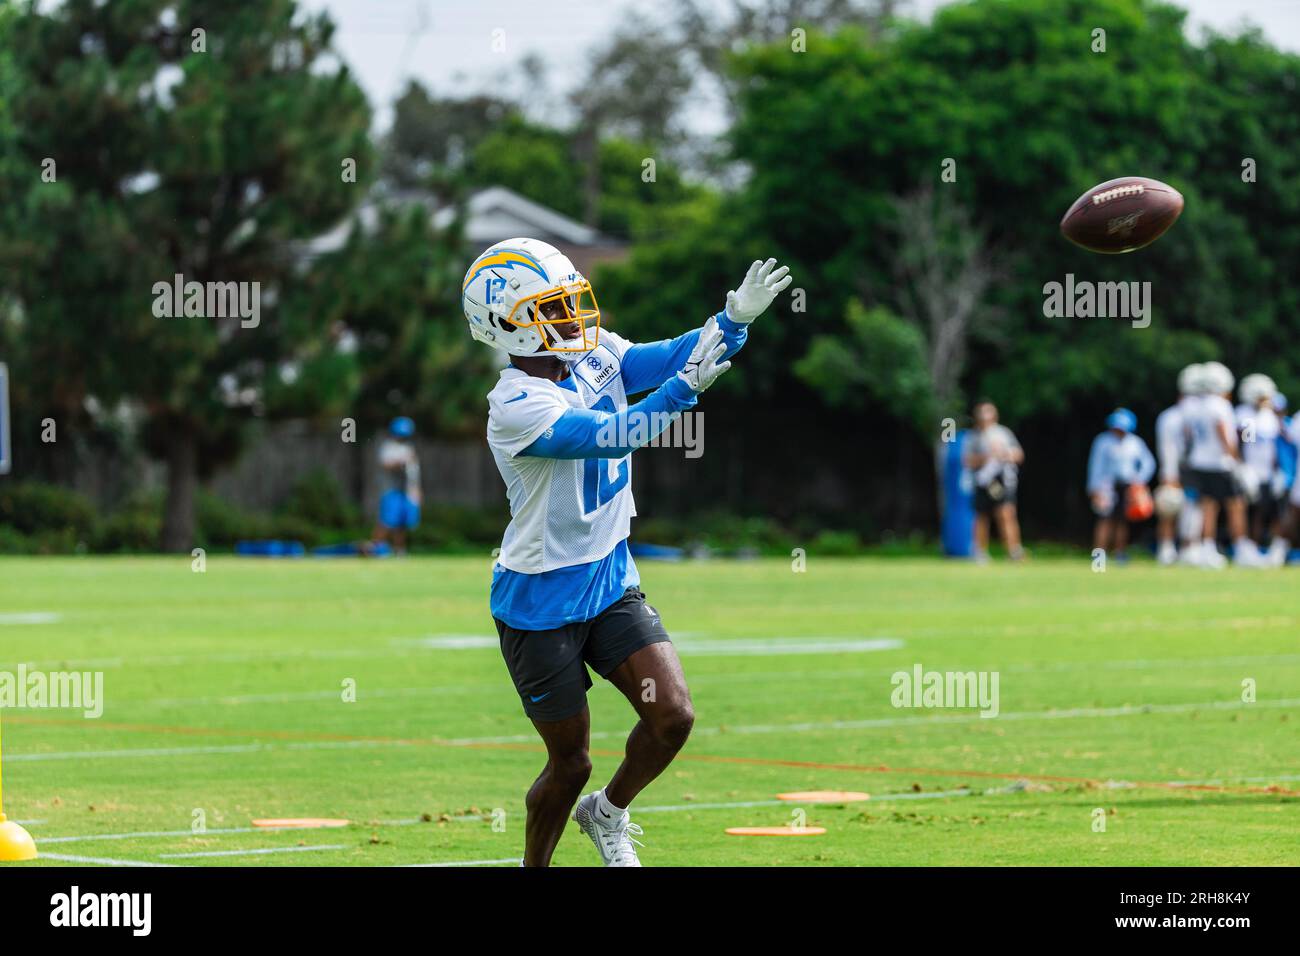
{"left": 620, "top": 312, "right": 746, "bottom": 395}
{"left": 619, "top": 258, "right": 792, "bottom": 395}
{"left": 525, "top": 318, "right": 732, "bottom": 460}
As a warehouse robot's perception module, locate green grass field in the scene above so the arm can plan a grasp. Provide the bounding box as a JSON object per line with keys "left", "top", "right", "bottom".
{"left": 1, "top": 555, "right": 1297, "bottom": 867}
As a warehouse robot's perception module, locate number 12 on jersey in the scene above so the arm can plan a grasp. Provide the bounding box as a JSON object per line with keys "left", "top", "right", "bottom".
{"left": 582, "top": 395, "right": 629, "bottom": 514}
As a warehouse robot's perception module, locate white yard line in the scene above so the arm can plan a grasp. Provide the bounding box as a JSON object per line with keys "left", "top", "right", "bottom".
{"left": 39, "top": 852, "right": 174, "bottom": 867}
{"left": 5, "top": 638, "right": 1298, "bottom": 673}
{"left": 442, "top": 696, "right": 1300, "bottom": 744}
{"left": 0, "top": 612, "right": 61, "bottom": 625}
{"left": 158, "top": 844, "right": 346, "bottom": 859}
{"left": 7, "top": 739, "right": 416, "bottom": 763}
{"left": 42, "top": 825, "right": 335, "bottom": 845}
{"left": 401, "top": 858, "right": 521, "bottom": 867}
{"left": 25, "top": 770, "right": 1294, "bottom": 858}
{"left": 11, "top": 696, "right": 1300, "bottom": 766}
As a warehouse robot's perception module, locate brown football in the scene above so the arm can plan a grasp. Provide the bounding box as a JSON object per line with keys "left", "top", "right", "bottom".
{"left": 1059, "top": 176, "right": 1184, "bottom": 254}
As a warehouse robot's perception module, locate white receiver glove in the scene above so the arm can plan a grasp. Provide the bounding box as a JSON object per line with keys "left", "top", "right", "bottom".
{"left": 676, "top": 316, "right": 731, "bottom": 394}
{"left": 725, "top": 257, "right": 793, "bottom": 325}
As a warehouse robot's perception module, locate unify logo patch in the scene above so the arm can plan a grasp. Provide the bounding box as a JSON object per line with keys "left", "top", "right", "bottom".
{"left": 576, "top": 349, "right": 619, "bottom": 392}
{"left": 50, "top": 886, "right": 151, "bottom": 936}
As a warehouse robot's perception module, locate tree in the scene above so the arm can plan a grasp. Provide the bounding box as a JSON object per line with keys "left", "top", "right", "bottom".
{"left": 1, "top": 0, "right": 373, "bottom": 550}
{"left": 279, "top": 205, "right": 497, "bottom": 439}
{"left": 603, "top": 0, "right": 1300, "bottom": 536}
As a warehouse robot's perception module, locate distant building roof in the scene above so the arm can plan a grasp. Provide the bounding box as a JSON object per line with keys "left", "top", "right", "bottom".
{"left": 300, "top": 186, "right": 616, "bottom": 262}
{"left": 435, "top": 186, "right": 602, "bottom": 246}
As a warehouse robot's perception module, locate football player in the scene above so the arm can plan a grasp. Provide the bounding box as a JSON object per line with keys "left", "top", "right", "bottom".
{"left": 371, "top": 416, "right": 422, "bottom": 555}
{"left": 462, "top": 239, "right": 791, "bottom": 867}
{"left": 963, "top": 401, "right": 1025, "bottom": 562}
{"left": 1183, "top": 362, "right": 1262, "bottom": 567}
{"left": 1086, "top": 408, "right": 1155, "bottom": 563}
{"left": 1270, "top": 395, "right": 1299, "bottom": 567}
{"left": 1153, "top": 364, "right": 1204, "bottom": 565}
{"left": 1234, "top": 374, "right": 1285, "bottom": 563}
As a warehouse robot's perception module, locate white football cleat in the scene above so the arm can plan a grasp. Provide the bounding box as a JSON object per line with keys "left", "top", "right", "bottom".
{"left": 1200, "top": 543, "right": 1227, "bottom": 570}
{"left": 572, "top": 791, "right": 644, "bottom": 867}
{"left": 1233, "top": 539, "right": 1267, "bottom": 568}
{"left": 1157, "top": 541, "right": 1178, "bottom": 566}
{"left": 1267, "top": 538, "right": 1290, "bottom": 568}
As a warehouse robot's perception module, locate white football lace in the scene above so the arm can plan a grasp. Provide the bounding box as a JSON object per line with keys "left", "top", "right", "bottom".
{"left": 600, "top": 820, "right": 645, "bottom": 864}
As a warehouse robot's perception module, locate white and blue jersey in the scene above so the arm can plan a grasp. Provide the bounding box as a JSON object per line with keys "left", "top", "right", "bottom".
{"left": 486, "top": 315, "right": 746, "bottom": 630}
{"left": 1087, "top": 430, "right": 1156, "bottom": 494}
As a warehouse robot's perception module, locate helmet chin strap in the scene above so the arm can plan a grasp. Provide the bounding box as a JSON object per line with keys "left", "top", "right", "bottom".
{"left": 538, "top": 320, "right": 592, "bottom": 362}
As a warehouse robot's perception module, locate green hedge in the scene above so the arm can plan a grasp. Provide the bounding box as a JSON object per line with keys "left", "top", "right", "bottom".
{"left": 0, "top": 476, "right": 909, "bottom": 556}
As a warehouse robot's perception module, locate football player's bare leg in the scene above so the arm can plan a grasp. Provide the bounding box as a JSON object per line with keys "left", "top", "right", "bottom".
{"left": 1093, "top": 516, "right": 1113, "bottom": 553}
{"left": 997, "top": 504, "right": 1023, "bottom": 557}
{"left": 1225, "top": 497, "right": 1248, "bottom": 541}
{"left": 1113, "top": 519, "right": 1129, "bottom": 555}
{"left": 602, "top": 642, "right": 695, "bottom": 809}
{"left": 523, "top": 707, "right": 592, "bottom": 866}
{"left": 1201, "top": 498, "right": 1220, "bottom": 542}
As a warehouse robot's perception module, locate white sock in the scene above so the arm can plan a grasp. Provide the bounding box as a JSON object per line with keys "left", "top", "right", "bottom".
{"left": 594, "top": 788, "right": 626, "bottom": 823}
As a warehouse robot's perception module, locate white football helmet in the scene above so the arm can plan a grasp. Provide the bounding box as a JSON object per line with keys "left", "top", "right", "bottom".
{"left": 1238, "top": 373, "right": 1277, "bottom": 406}
{"left": 461, "top": 238, "right": 600, "bottom": 360}
{"left": 1177, "top": 363, "right": 1205, "bottom": 396}
{"left": 1201, "top": 361, "right": 1234, "bottom": 396}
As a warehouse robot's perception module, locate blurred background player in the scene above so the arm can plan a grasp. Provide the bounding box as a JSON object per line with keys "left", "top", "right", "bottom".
{"left": 1086, "top": 408, "right": 1155, "bottom": 564}
{"left": 1154, "top": 364, "right": 1203, "bottom": 565}
{"left": 964, "top": 400, "right": 1025, "bottom": 562}
{"left": 372, "top": 416, "right": 422, "bottom": 555}
{"left": 1183, "top": 362, "right": 1262, "bottom": 568}
{"left": 1269, "top": 394, "right": 1300, "bottom": 567}
{"left": 1235, "top": 373, "right": 1286, "bottom": 564}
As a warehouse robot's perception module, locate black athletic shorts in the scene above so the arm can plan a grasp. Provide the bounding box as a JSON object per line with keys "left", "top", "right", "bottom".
{"left": 974, "top": 479, "right": 1016, "bottom": 515}
{"left": 495, "top": 586, "right": 671, "bottom": 722}
{"left": 1095, "top": 482, "right": 1133, "bottom": 520}
{"left": 1189, "top": 468, "right": 1237, "bottom": 503}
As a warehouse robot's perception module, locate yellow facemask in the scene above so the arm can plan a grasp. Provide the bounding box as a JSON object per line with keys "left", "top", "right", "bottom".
{"left": 503, "top": 278, "right": 601, "bottom": 354}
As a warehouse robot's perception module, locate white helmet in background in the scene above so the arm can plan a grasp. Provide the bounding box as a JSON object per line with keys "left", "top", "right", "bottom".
{"left": 1238, "top": 373, "right": 1277, "bottom": 407}
{"left": 1201, "top": 361, "right": 1234, "bottom": 396}
{"left": 1177, "top": 363, "right": 1205, "bottom": 396}
{"left": 461, "top": 238, "right": 600, "bottom": 360}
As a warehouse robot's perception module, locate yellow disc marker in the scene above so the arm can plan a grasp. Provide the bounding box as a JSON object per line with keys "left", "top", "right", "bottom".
{"left": 252, "top": 818, "right": 350, "bottom": 829}
{"left": 0, "top": 708, "right": 38, "bottom": 861}
{"left": 776, "top": 791, "right": 870, "bottom": 803}
{"left": 725, "top": 826, "right": 827, "bottom": 837}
